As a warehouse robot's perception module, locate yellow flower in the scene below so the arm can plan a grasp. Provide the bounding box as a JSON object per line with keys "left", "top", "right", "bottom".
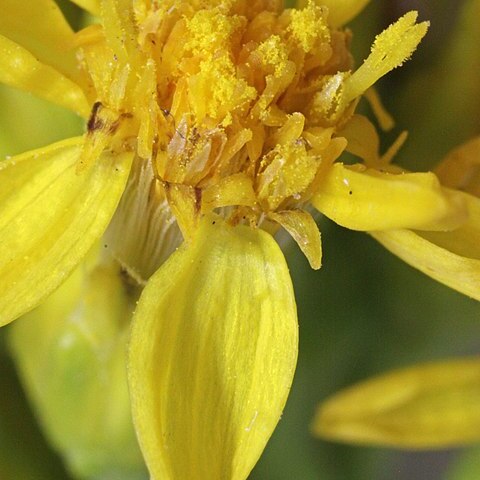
{"left": 0, "top": 0, "right": 477, "bottom": 478}
{"left": 313, "top": 134, "right": 480, "bottom": 450}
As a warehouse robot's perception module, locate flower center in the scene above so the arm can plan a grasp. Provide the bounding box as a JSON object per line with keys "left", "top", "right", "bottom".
{"left": 79, "top": 0, "right": 352, "bottom": 220}
{"left": 73, "top": 0, "right": 356, "bottom": 280}
{"left": 74, "top": 1, "right": 428, "bottom": 280}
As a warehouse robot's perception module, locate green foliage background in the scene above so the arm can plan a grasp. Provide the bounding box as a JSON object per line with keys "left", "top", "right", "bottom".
{"left": 0, "top": 1, "right": 479, "bottom": 479}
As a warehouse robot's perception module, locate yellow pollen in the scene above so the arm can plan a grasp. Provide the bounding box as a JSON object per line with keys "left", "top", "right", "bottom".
{"left": 185, "top": 8, "right": 242, "bottom": 57}
{"left": 288, "top": 0, "right": 330, "bottom": 52}
{"left": 257, "top": 35, "right": 289, "bottom": 77}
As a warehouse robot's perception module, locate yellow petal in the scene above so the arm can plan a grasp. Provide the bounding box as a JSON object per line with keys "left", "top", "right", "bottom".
{"left": 313, "top": 357, "right": 480, "bottom": 448}
{"left": 10, "top": 260, "right": 145, "bottom": 478}
{"left": 370, "top": 191, "right": 480, "bottom": 300}
{"left": 435, "top": 136, "right": 480, "bottom": 197}
{"left": 69, "top": 0, "right": 101, "bottom": 16}
{"left": 257, "top": 126, "right": 319, "bottom": 210}
{"left": 0, "top": 138, "right": 133, "bottom": 326}
{"left": 100, "top": 0, "right": 139, "bottom": 65}
{"left": 164, "top": 183, "right": 199, "bottom": 241}
{"left": 128, "top": 215, "right": 298, "bottom": 480}
{"left": 312, "top": 163, "right": 466, "bottom": 231}
{"left": 340, "top": 114, "right": 380, "bottom": 166}
{"left": 269, "top": 209, "right": 322, "bottom": 270}
{"left": 0, "top": 34, "right": 90, "bottom": 117}
{"left": 297, "top": 0, "right": 370, "bottom": 27}
{"left": 343, "top": 12, "right": 429, "bottom": 103}
{"left": 0, "top": 0, "right": 80, "bottom": 81}
{"left": 135, "top": 59, "right": 159, "bottom": 159}
{"left": 201, "top": 173, "right": 257, "bottom": 213}
{"left": 77, "top": 103, "right": 124, "bottom": 172}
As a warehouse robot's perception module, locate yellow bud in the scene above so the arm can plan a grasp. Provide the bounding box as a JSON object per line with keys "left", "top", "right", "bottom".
{"left": 313, "top": 357, "right": 480, "bottom": 448}
{"left": 9, "top": 259, "right": 146, "bottom": 479}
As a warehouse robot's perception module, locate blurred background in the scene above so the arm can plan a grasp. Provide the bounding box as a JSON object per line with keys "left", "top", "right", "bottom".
{"left": 0, "top": 1, "right": 479, "bottom": 479}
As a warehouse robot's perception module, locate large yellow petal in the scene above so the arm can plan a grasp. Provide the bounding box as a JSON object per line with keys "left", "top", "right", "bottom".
{"left": 312, "top": 163, "right": 466, "bottom": 231}
{"left": 0, "top": 138, "right": 133, "bottom": 326}
{"left": 0, "top": 35, "right": 90, "bottom": 117}
{"left": 313, "top": 357, "right": 480, "bottom": 448}
{"left": 0, "top": 0, "right": 80, "bottom": 81}
{"left": 128, "top": 215, "right": 298, "bottom": 480}
{"left": 370, "top": 192, "right": 480, "bottom": 300}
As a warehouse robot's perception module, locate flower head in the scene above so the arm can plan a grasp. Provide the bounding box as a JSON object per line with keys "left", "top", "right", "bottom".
{"left": 1, "top": 0, "right": 478, "bottom": 478}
